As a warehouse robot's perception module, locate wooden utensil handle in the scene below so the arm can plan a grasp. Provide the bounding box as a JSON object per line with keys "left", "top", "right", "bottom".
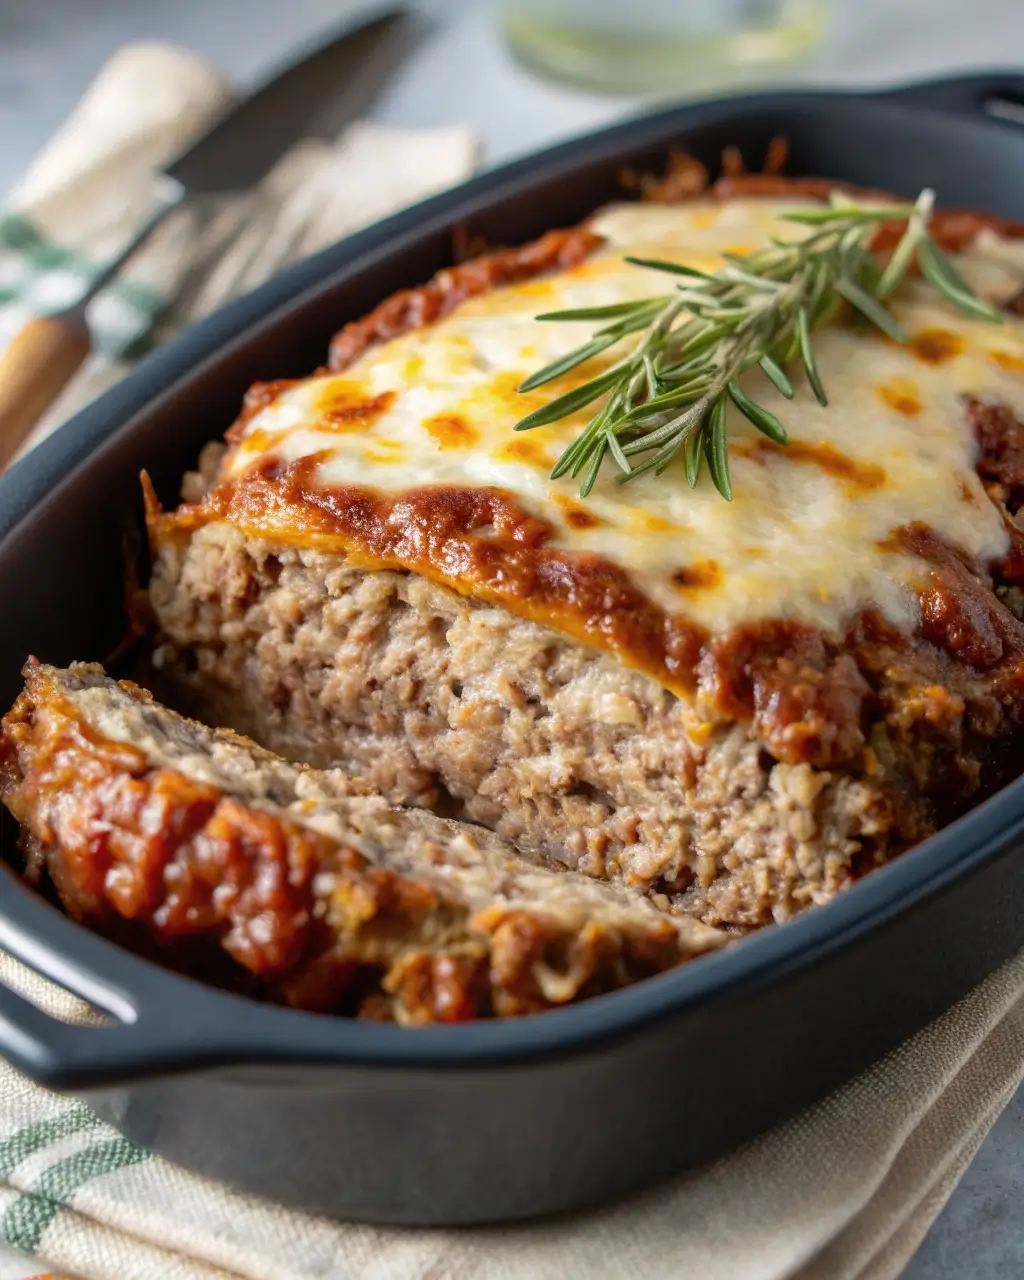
{"left": 0, "top": 313, "right": 91, "bottom": 471}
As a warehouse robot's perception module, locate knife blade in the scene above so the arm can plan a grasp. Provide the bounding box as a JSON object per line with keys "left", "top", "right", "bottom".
{"left": 0, "top": 5, "right": 415, "bottom": 470}
{"left": 165, "top": 7, "right": 416, "bottom": 198}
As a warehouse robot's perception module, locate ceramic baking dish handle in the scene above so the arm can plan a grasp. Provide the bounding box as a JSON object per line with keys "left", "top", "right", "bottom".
{"left": 0, "top": 868, "right": 260, "bottom": 1089}
{"left": 0, "top": 863, "right": 434, "bottom": 1088}
{"left": 0, "top": 980, "right": 87, "bottom": 1081}
{"left": 0, "top": 953, "right": 269, "bottom": 1090}
{"left": 877, "top": 72, "right": 1024, "bottom": 127}
{"left": 0, "top": 975, "right": 260, "bottom": 1090}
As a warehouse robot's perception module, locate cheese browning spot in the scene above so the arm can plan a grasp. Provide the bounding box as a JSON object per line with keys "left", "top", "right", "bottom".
{"left": 496, "top": 363, "right": 616, "bottom": 419}
{"left": 876, "top": 378, "right": 923, "bottom": 417}
{"left": 316, "top": 383, "right": 396, "bottom": 432}
{"left": 364, "top": 442, "right": 409, "bottom": 464}
{"left": 745, "top": 439, "right": 886, "bottom": 491}
{"left": 690, "top": 210, "right": 719, "bottom": 230}
{"left": 479, "top": 370, "right": 542, "bottom": 416}
{"left": 423, "top": 413, "right": 480, "bottom": 450}
{"left": 990, "top": 349, "right": 1024, "bottom": 374}
{"left": 552, "top": 494, "right": 604, "bottom": 530}
{"left": 498, "top": 438, "right": 555, "bottom": 468}
{"left": 671, "top": 561, "right": 722, "bottom": 591}
{"left": 239, "top": 426, "right": 292, "bottom": 457}
{"left": 907, "top": 328, "right": 965, "bottom": 366}
{"left": 226, "top": 379, "right": 300, "bottom": 444}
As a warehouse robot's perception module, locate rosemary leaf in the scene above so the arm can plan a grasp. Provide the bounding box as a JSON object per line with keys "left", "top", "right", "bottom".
{"left": 623, "top": 255, "right": 712, "bottom": 278}
{"left": 607, "top": 430, "right": 632, "bottom": 475}
{"left": 641, "top": 351, "right": 658, "bottom": 397}
{"left": 515, "top": 364, "right": 623, "bottom": 430}
{"left": 579, "top": 444, "right": 605, "bottom": 498}
{"left": 595, "top": 305, "right": 669, "bottom": 339}
{"left": 875, "top": 225, "right": 920, "bottom": 298}
{"left": 796, "top": 307, "right": 828, "bottom": 406}
{"left": 673, "top": 321, "right": 728, "bottom": 361}
{"left": 705, "top": 397, "right": 732, "bottom": 500}
{"left": 683, "top": 422, "right": 704, "bottom": 488}
{"left": 622, "top": 436, "right": 680, "bottom": 481}
{"left": 917, "top": 239, "right": 1005, "bottom": 322}
{"left": 780, "top": 204, "right": 915, "bottom": 225}
{"left": 518, "top": 335, "right": 622, "bottom": 392}
{"left": 535, "top": 300, "right": 665, "bottom": 321}
{"left": 624, "top": 380, "right": 712, "bottom": 423}
{"left": 622, "top": 401, "right": 707, "bottom": 455}
{"left": 835, "top": 277, "right": 909, "bottom": 342}
{"left": 758, "top": 355, "right": 794, "bottom": 399}
{"left": 728, "top": 380, "right": 789, "bottom": 444}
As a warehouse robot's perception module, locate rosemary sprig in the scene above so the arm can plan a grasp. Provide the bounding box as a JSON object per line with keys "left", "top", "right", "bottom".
{"left": 514, "top": 189, "right": 1003, "bottom": 499}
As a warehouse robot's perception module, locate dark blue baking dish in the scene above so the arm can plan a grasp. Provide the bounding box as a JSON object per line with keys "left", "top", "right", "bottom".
{"left": 1, "top": 71, "right": 1023, "bottom": 1225}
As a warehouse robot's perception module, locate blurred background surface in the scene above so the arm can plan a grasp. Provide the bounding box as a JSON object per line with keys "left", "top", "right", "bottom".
{"left": 1, "top": 0, "right": 1023, "bottom": 193}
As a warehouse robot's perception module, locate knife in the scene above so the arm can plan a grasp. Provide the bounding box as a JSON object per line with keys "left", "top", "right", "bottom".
{"left": 0, "top": 6, "right": 414, "bottom": 470}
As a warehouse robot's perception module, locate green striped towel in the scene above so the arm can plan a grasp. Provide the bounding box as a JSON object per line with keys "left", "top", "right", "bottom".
{"left": 0, "top": 212, "right": 166, "bottom": 365}
{"left": 1, "top": 944, "right": 1021, "bottom": 1280}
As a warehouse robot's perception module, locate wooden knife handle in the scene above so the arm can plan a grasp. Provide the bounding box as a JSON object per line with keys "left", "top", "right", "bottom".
{"left": 0, "top": 313, "right": 91, "bottom": 471}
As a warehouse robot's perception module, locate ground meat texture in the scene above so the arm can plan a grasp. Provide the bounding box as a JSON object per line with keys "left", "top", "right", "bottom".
{"left": 1, "top": 663, "right": 721, "bottom": 1022}
{"left": 969, "top": 398, "right": 1024, "bottom": 514}
{"left": 146, "top": 522, "right": 1024, "bottom": 929}
{"left": 967, "top": 399, "right": 1024, "bottom": 615}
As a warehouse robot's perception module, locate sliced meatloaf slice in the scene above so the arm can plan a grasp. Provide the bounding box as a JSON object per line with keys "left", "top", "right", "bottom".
{"left": 0, "top": 662, "right": 723, "bottom": 1023}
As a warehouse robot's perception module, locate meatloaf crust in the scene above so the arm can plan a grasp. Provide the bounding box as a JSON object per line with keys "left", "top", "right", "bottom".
{"left": 0, "top": 663, "right": 722, "bottom": 1022}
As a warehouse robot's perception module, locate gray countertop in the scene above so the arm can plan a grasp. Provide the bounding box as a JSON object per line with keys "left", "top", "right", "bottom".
{"left": 0, "top": 1, "right": 1020, "bottom": 1275}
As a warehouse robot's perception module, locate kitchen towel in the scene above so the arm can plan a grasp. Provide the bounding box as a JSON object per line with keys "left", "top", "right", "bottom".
{"left": 0, "top": 40, "right": 477, "bottom": 457}
{"left": 1, "top": 946, "right": 1021, "bottom": 1280}
{"left": 0, "top": 36, "right": 1022, "bottom": 1280}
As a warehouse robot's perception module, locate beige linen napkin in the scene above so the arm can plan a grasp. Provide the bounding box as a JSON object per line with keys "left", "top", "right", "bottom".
{"left": 0, "top": 947, "right": 1020, "bottom": 1280}
{"left": 0, "top": 41, "right": 477, "bottom": 454}
{"left": 0, "top": 38, "right": 1022, "bottom": 1280}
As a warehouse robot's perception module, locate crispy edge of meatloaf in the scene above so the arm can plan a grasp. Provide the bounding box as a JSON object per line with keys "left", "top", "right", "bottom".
{"left": 0, "top": 662, "right": 723, "bottom": 1023}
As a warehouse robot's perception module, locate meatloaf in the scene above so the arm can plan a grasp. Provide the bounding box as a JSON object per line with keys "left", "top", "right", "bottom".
{"left": 146, "top": 178, "right": 1024, "bottom": 930}
{"left": 0, "top": 662, "right": 723, "bottom": 1022}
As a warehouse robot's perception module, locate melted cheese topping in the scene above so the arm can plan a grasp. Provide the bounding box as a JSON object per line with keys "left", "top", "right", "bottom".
{"left": 225, "top": 200, "right": 1024, "bottom": 638}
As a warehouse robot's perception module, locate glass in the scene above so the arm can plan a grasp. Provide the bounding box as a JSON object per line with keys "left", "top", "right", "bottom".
{"left": 501, "top": 0, "right": 827, "bottom": 96}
